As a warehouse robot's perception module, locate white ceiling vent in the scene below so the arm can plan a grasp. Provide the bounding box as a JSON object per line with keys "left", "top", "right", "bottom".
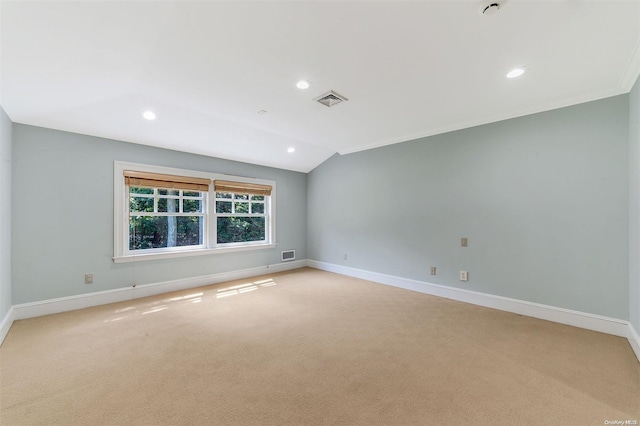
{"left": 315, "top": 90, "right": 349, "bottom": 107}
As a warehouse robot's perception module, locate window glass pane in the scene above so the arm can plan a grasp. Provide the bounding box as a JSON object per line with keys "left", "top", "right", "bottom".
{"left": 216, "top": 192, "right": 232, "bottom": 199}
{"left": 129, "top": 216, "right": 168, "bottom": 249}
{"left": 217, "top": 217, "right": 265, "bottom": 244}
{"left": 216, "top": 201, "right": 232, "bottom": 213}
{"left": 158, "top": 197, "right": 179, "bottom": 213}
{"left": 129, "top": 216, "right": 203, "bottom": 250}
{"left": 235, "top": 194, "right": 249, "bottom": 201}
{"left": 130, "top": 187, "right": 153, "bottom": 195}
{"left": 235, "top": 202, "right": 249, "bottom": 213}
{"left": 176, "top": 216, "right": 204, "bottom": 246}
{"left": 158, "top": 189, "right": 179, "bottom": 196}
{"left": 183, "top": 191, "right": 200, "bottom": 197}
{"left": 130, "top": 196, "right": 154, "bottom": 212}
{"left": 251, "top": 202, "right": 264, "bottom": 214}
{"left": 251, "top": 195, "right": 264, "bottom": 201}
{"left": 183, "top": 198, "right": 202, "bottom": 213}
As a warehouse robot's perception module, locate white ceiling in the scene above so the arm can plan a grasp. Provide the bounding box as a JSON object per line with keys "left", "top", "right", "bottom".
{"left": 1, "top": 1, "right": 639, "bottom": 173}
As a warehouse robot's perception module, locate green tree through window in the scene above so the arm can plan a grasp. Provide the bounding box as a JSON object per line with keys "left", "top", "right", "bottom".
{"left": 129, "top": 187, "right": 204, "bottom": 250}
{"left": 215, "top": 192, "right": 266, "bottom": 244}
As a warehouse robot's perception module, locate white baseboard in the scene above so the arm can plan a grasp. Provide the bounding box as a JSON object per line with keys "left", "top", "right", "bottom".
{"left": 2, "top": 260, "right": 306, "bottom": 344}
{"left": 3, "top": 259, "right": 639, "bottom": 364}
{"left": 307, "top": 260, "right": 639, "bottom": 362}
{"left": 0, "top": 307, "right": 14, "bottom": 345}
{"left": 628, "top": 323, "right": 640, "bottom": 362}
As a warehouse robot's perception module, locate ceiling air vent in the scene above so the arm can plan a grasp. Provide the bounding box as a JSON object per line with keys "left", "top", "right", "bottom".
{"left": 315, "top": 90, "right": 348, "bottom": 107}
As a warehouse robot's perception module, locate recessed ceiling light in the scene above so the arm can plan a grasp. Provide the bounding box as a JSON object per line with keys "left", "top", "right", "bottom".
{"left": 506, "top": 68, "right": 525, "bottom": 79}
{"left": 143, "top": 111, "right": 156, "bottom": 120}
{"left": 287, "top": 147, "right": 295, "bottom": 153}
{"left": 296, "top": 80, "right": 310, "bottom": 90}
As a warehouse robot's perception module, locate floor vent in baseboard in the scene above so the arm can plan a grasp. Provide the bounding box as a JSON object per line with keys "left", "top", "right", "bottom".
{"left": 281, "top": 250, "right": 295, "bottom": 262}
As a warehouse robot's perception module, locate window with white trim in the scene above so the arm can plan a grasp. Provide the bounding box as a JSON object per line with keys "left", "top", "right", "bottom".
{"left": 214, "top": 179, "right": 271, "bottom": 245}
{"left": 129, "top": 187, "right": 206, "bottom": 251}
{"left": 114, "top": 162, "right": 276, "bottom": 262}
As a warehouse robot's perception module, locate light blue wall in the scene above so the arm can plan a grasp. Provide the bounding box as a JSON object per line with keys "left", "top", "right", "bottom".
{"left": 308, "top": 95, "right": 630, "bottom": 319}
{"left": 12, "top": 124, "right": 307, "bottom": 304}
{"left": 630, "top": 75, "right": 640, "bottom": 333}
{"left": 7, "top": 90, "right": 637, "bottom": 325}
{"left": 0, "top": 106, "right": 12, "bottom": 319}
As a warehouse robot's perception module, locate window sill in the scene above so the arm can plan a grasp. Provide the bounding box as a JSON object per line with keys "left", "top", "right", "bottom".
{"left": 113, "top": 243, "right": 277, "bottom": 263}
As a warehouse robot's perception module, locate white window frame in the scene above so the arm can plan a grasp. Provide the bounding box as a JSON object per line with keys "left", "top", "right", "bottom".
{"left": 114, "top": 161, "right": 276, "bottom": 263}
{"left": 213, "top": 192, "right": 270, "bottom": 248}
{"left": 127, "top": 187, "right": 207, "bottom": 255}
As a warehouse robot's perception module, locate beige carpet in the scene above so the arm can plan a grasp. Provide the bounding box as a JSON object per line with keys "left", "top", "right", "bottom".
{"left": 1, "top": 268, "right": 638, "bottom": 425}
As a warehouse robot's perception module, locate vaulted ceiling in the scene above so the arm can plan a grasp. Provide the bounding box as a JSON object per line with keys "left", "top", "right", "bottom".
{"left": 1, "top": 1, "right": 639, "bottom": 172}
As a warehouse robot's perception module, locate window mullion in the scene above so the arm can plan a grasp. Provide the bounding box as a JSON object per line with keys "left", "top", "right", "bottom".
{"left": 154, "top": 188, "right": 159, "bottom": 213}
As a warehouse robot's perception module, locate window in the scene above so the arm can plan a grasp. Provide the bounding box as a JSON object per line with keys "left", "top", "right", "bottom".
{"left": 214, "top": 179, "right": 272, "bottom": 245}
{"left": 114, "top": 162, "right": 276, "bottom": 262}
{"left": 129, "top": 187, "right": 205, "bottom": 251}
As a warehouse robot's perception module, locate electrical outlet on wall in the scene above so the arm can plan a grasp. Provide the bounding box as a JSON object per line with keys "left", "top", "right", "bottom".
{"left": 430, "top": 266, "right": 436, "bottom": 275}
{"left": 84, "top": 274, "right": 93, "bottom": 284}
{"left": 461, "top": 238, "right": 468, "bottom": 247}
{"left": 460, "top": 271, "right": 468, "bottom": 281}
